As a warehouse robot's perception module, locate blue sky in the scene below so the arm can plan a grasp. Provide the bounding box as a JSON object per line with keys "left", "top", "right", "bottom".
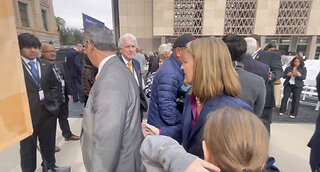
{"left": 52, "top": 0, "right": 113, "bottom": 29}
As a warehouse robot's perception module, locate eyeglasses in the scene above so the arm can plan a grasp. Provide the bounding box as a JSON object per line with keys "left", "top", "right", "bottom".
{"left": 43, "top": 50, "right": 56, "bottom": 53}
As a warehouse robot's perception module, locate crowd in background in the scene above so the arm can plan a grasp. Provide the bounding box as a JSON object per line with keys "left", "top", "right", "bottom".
{"left": 16, "top": 23, "right": 320, "bottom": 172}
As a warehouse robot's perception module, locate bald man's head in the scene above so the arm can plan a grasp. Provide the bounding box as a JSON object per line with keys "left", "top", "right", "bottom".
{"left": 41, "top": 44, "right": 56, "bottom": 63}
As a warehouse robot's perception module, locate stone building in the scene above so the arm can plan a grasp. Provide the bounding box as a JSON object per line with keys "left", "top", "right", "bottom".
{"left": 114, "top": 0, "right": 320, "bottom": 59}
{"left": 12, "top": 0, "right": 60, "bottom": 47}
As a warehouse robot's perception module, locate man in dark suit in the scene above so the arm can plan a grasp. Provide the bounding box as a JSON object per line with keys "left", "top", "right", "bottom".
{"left": 249, "top": 35, "right": 283, "bottom": 133}
{"left": 66, "top": 43, "right": 85, "bottom": 103}
{"left": 308, "top": 72, "right": 320, "bottom": 172}
{"left": 118, "top": 33, "right": 148, "bottom": 120}
{"left": 41, "top": 44, "right": 80, "bottom": 152}
{"left": 242, "top": 37, "right": 270, "bottom": 84}
{"left": 18, "top": 33, "right": 62, "bottom": 171}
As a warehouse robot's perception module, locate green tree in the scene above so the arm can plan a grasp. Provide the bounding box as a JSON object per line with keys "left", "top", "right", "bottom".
{"left": 55, "top": 16, "right": 83, "bottom": 46}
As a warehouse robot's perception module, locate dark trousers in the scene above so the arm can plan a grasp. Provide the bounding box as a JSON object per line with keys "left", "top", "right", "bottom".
{"left": 58, "top": 101, "right": 72, "bottom": 138}
{"left": 260, "top": 107, "right": 273, "bottom": 133}
{"left": 71, "top": 76, "right": 85, "bottom": 103}
{"left": 280, "top": 84, "right": 302, "bottom": 116}
{"left": 20, "top": 110, "right": 57, "bottom": 172}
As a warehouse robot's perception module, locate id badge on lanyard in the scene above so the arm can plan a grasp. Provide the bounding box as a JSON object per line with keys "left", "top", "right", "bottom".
{"left": 39, "top": 89, "right": 44, "bottom": 101}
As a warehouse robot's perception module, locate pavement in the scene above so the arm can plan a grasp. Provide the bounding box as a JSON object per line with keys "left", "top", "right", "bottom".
{"left": 0, "top": 100, "right": 318, "bottom": 172}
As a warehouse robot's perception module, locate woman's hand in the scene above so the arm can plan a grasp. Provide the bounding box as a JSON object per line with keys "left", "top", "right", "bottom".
{"left": 184, "top": 158, "right": 220, "bottom": 172}
{"left": 141, "top": 123, "right": 160, "bottom": 136}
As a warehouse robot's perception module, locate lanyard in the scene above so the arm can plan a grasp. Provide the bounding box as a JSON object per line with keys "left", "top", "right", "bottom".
{"left": 22, "top": 59, "right": 41, "bottom": 89}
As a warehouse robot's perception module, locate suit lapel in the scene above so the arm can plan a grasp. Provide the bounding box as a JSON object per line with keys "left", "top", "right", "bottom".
{"left": 188, "top": 98, "right": 218, "bottom": 141}
{"left": 182, "top": 102, "right": 192, "bottom": 147}
{"left": 22, "top": 63, "right": 38, "bottom": 89}
{"left": 38, "top": 58, "right": 48, "bottom": 87}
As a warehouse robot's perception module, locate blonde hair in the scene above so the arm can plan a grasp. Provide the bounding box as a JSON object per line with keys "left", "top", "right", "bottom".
{"left": 204, "top": 107, "right": 269, "bottom": 172}
{"left": 186, "top": 38, "right": 241, "bottom": 102}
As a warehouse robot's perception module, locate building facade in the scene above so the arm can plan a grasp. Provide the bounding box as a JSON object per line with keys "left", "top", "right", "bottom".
{"left": 12, "top": 0, "right": 60, "bottom": 47}
{"left": 115, "top": 0, "right": 320, "bottom": 59}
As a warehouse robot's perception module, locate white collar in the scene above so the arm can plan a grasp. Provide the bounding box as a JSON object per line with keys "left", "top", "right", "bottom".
{"left": 121, "top": 55, "right": 132, "bottom": 65}
{"left": 21, "top": 56, "right": 37, "bottom": 64}
{"left": 98, "top": 54, "right": 116, "bottom": 76}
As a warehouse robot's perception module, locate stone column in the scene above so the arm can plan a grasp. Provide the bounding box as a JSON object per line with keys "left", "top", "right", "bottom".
{"left": 290, "top": 36, "right": 298, "bottom": 52}
{"left": 306, "top": 35, "right": 317, "bottom": 59}
{"left": 260, "top": 36, "right": 266, "bottom": 48}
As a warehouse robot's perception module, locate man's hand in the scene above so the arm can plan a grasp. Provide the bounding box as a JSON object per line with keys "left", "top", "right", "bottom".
{"left": 141, "top": 123, "right": 160, "bottom": 136}
{"left": 184, "top": 158, "right": 220, "bottom": 172}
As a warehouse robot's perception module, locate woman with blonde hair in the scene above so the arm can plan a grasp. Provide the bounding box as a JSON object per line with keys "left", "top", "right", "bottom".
{"left": 142, "top": 38, "right": 252, "bottom": 158}
{"left": 141, "top": 107, "right": 271, "bottom": 172}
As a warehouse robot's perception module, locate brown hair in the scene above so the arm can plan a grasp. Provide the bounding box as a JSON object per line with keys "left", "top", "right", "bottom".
{"left": 290, "top": 56, "right": 305, "bottom": 67}
{"left": 203, "top": 107, "right": 269, "bottom": 172}
{"left": 186, "top": 38, "right": 241, "bottom": 102}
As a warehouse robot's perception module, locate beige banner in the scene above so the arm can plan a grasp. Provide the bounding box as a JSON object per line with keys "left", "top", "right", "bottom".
{"left": 0, "top": 0, "right": 33, "bottom": 151}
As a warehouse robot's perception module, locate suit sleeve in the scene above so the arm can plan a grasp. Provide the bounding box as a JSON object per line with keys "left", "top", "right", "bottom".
{"left": 254, "top": 78, "right": 266, "bottom": 117}
{"left": 296, "top": 67, "right": 307, "bottom": 80}
{"left": 270, "top": 53, "right": 283, "bottom": 82}
{"left": 60, "top": 62, "right": 73, "bottom": 96}
{"left": 74, "top": 53, "right": 84, "bottom": 75}
{"left": 317, "top": 72, "right": 320, "bottom": 101}
{"left": 90, "top": 80, "right": 127, "bottom": 171}
{"left": 140, "top": 136, "right": 197, "bottom": 172}
{"left": 283, "top": 66, "right": 290, "bottom": 79}
{"left": 157, "top": 73, "right": 182, "bottom": 126}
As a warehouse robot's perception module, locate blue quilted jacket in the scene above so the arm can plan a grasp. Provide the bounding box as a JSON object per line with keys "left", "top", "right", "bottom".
{"left": 147, "top": 54, "right": 184, "bottom": 139}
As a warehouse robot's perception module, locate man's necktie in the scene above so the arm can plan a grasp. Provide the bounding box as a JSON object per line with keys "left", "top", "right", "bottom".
{"left": 28, "top": 61, "right": 39, "bottom": 85}
{"left": 128, "top": 61, "right": 132, "bottom": 72}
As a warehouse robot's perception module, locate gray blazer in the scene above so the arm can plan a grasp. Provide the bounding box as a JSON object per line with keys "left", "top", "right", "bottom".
{"left": 81, "top": 56, "right": 145, "bottom": 172}
{"left": 140, "top": 136, "right": 197, "bottom": 172}
{"left": 234, "top": 61, "right": 266, "bottom": 117}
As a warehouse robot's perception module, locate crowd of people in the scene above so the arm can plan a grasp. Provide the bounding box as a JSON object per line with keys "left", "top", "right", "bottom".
{"left": 17, "top": 23, "right": 319, "bottom": 172}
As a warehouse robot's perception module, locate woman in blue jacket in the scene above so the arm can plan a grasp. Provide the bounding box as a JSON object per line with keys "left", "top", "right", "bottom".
{"left": 142, "top": 38, "right": 252, "bottom": 158}
{"left": 279, "top": 56, "right": 307, "bottom": 119}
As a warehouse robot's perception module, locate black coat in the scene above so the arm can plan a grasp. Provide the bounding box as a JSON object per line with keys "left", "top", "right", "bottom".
{"left": 22, "top": 58, "right": 62, "bottom": 125}
{"left": 282, "top": 66, "right": 307, "bottom": 88}
{"left": 255, "top": 50, "right": 283, "bottom": 107}
{"left": 308, "top": 72, "right": 320, "bottom": 172}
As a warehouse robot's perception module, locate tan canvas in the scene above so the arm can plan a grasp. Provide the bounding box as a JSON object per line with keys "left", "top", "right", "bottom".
{"left": 0, "top": 0, "right": 33, "bottom": 152}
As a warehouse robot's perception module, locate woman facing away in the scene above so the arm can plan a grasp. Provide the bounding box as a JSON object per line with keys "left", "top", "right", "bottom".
{"left": 140, "top": 107, "right": 271, "bottom": 172}
{"left": 279, "top": 56, "right": 307, "bottom": 119}
{"left": 142, "top": 37, "right": 252, "bottom": 158}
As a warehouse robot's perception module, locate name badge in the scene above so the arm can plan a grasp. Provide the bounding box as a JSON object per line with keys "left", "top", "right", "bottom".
{"left": 39, "top": 90, "right": 44, "bottom": 101}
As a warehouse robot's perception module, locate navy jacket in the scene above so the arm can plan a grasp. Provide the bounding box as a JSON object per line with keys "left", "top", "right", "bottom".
{"left": 66, "top": 48, "right": 84, "bottom": 78}
{"left": 162, "top": 94, "right": 253, "bottom": 158}
{"left": 147, "top": 54, "right": 184, "bottom": 135}
{"left": 241, "top": 55, "right": 270, "bottom": 84}
{"left": 308, "top": 72, "right": 320, "bottom": 172}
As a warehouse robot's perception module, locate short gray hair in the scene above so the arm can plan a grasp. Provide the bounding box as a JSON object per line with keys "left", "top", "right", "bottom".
{"left": 244, "top": 37, "right": 257, "bottom": 56}
{"left": 83, "top": 24, "right": 115, "bottom": 51}
{"left": 118, "top": 33, "right": 138, "bottom": 48}
{"left": 158, "top": 44, "right": 171, "bottom": 55}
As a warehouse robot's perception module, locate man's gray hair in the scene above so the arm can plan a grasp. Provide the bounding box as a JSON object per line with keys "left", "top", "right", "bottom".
{"left": 158, "top": 44, "right": 171, "bottom": 55}
{"left": 244, "top": 37, "right": 257, "bottom": 56}
{"left": 83, "top": 24, "right": 116, "bottom": 51}
{"left": 118, "top": 33, "right": 138, "bottom": 48}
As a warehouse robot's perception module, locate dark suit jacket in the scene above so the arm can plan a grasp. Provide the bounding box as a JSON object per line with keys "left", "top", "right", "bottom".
{"left": 22, "top": 58, "right": 62, "bottom": 125}
{"left": 56, "top": 61, "right": 73, "bottom": 98}
{"left": 255, "top": 50, "right": 283, "bottom": 107}
{"left": 66, "top": 48, "right": 84, "bottom": 78}
{"left": 308, "top": 72, "right": 320, "bottom": 171}
{"left": 241, "top": 55, "right": 270, "bottom": 84}
{"left": 119, "top": 56, "right": 148, "bottom": 114}
{"left": 283, "top": 66, "right": 307, "bottom": 88}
